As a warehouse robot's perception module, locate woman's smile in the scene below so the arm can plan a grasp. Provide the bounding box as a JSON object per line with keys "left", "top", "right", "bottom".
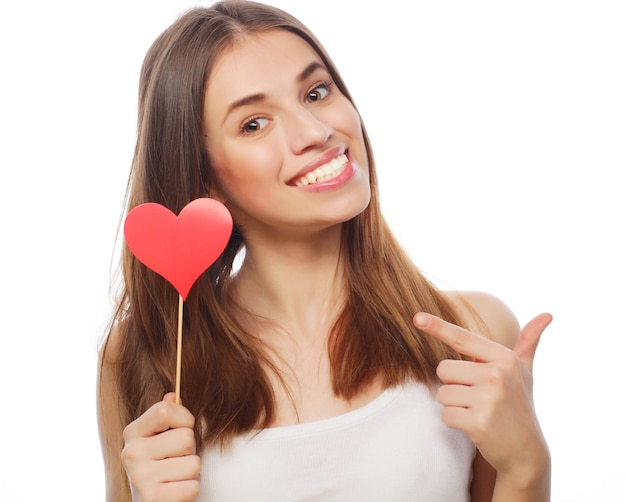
{"left": 292, "top": 151, "right": 348, "bottom": 186}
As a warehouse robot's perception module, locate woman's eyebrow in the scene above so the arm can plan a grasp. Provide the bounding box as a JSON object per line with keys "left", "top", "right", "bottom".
{"left": 298, "top": 61, "right": 326, "bottom": 82}
{"left": 225, "top": 93, "right": 266, "bottom": 119}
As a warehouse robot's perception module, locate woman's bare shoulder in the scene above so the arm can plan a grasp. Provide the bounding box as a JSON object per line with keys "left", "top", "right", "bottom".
{"left": 443, "top": 290, "right": 520, "bottom": 349}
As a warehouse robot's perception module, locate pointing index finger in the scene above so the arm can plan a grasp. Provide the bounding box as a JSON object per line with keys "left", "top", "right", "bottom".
{"left": 413, "top": 312, "right": 505, "bottom": 362}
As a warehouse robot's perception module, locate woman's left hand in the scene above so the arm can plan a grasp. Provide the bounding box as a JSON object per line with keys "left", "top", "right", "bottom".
{"left": 413, "top": 311, "right": 552, "bottom": 484}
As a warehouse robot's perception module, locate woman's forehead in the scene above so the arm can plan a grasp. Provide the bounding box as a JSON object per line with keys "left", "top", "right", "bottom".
{"left": 209, "top": 31, "right": 321, "bottom": 87}
{"left": 205, "top": 30, "right": 325, "bottom": 114}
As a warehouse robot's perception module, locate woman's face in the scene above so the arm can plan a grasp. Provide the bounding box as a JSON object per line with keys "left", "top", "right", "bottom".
{"left": 203, "top": 29, "right": 370, "bottom": 240}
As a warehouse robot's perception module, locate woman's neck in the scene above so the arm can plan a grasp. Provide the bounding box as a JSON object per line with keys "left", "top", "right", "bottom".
{"left": 233, "top": 225, "right": 345, "bottom": 338}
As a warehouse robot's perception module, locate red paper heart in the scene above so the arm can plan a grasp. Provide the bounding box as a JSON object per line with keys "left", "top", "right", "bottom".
{"left": 124, "top": 198, "right": 233, "bottom": 300}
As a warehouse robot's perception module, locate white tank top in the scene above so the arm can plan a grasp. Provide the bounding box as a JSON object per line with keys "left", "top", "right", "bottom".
{"left": 199, "top": 381, "right": 475, "bottom": 501}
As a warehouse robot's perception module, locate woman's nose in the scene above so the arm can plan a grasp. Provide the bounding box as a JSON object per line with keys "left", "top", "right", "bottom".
{"left": 284, "top": 107, "right": 333, "bottom": 153}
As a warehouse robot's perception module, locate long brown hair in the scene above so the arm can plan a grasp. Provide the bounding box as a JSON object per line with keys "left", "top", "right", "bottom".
{"left": 103, "top": 0, "right": 465, "bottom": 454}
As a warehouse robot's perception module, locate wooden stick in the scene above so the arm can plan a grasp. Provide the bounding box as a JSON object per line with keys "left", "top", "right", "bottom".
{"left": 175, "top": 294, "right": 184, "bottom": 405}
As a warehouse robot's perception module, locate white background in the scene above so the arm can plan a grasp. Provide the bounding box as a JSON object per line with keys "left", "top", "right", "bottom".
{"left": 1, "top": 1, "right": 624, "bottom": 500}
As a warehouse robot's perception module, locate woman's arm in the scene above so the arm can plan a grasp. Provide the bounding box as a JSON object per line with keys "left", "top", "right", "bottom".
{"left": 418, "top": 291, "right": 551, "bottom": 502}
{"left": 97, "top": 326, "right": 131, "bottom": 502}
{"left": 97, "top": 327, "right": 201, "bottom": 502}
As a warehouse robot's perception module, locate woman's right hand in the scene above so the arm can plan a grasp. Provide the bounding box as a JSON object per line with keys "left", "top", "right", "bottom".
{"left": 121, "top": 393, "right": 201, "bottom": 502}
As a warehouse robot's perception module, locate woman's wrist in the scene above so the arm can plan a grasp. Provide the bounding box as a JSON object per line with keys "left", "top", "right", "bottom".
{"left": 492, "top": 446, "right": 551, "bottom": 501}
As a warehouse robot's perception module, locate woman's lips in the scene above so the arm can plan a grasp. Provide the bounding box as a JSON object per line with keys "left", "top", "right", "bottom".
{"left": 292, "top": 154, "right": 355, "bottom": 193}
{"left": 292, "top": 153, "right": 349, "bottom": 187}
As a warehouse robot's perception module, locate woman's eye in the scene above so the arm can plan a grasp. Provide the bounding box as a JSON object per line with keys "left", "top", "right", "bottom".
{"left": 306, "top": 82, "right": 332, "bottom": 103}
{"left": 241, "top": 117, "right": 269, "bottom": 134}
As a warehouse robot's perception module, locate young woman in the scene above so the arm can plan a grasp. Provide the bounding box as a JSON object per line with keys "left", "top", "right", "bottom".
{"left": 98, "top": 1, "right": 552, "bottom": 501}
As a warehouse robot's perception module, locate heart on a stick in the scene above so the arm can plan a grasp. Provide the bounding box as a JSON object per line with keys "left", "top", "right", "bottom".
{"left": 124, "top": 198, "right": 233, "bottom": 300}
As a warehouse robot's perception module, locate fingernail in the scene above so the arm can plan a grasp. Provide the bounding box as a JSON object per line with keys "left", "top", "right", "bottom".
{"left": 414, "top": 313, "right": 431, "bottom": 328}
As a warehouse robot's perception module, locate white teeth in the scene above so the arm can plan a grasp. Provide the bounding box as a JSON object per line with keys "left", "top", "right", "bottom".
{"left": 294, "top": 154, "right": 348, "bottom": 187}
